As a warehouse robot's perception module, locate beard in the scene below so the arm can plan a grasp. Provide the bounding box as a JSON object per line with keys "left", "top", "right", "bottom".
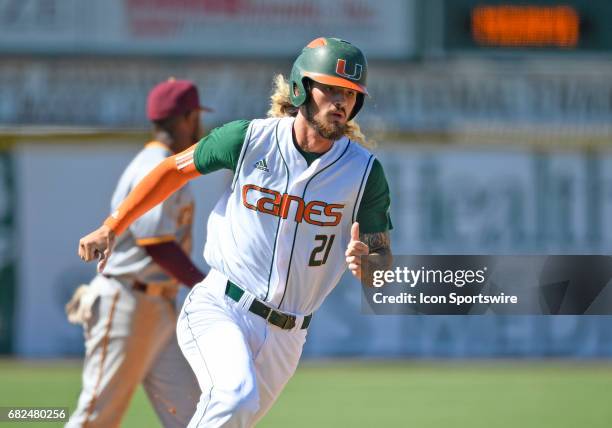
{"left": 304, "top": 102, "right": 347, "bottom": 141}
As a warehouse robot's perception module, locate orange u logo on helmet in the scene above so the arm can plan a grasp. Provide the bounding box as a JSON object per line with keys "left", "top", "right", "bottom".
{"left": 335, "top": 59, "right": 362, "bottom": 81}
{"left": 242, "top": 184, "right": 344, "bottom": 227}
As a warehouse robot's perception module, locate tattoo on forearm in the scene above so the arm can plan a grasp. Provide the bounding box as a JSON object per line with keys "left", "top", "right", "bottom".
{"left": 359, "top": 232, "right": 393, "bottom": 284}
{"left": 360, "top": 231, "right": 391, "bottom": 255}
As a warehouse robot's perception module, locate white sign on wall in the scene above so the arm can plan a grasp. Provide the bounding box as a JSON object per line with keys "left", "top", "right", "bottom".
{"left": 0, "top": 0, "right": 416, "bottom": 58}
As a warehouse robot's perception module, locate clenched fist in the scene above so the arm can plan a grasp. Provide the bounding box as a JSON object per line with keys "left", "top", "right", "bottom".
{"left": 78, "top": 224, "right": 116, "bottom": 273}
{"left": 345, "top": 222, "right": 369, "bottom": 279}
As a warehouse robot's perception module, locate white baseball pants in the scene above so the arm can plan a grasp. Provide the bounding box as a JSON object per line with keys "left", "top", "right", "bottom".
{"left": 66, "top": 275, "right": 200, "bottom": 428}
{"left": 177, "top": 270, "right": 308, "bottom": 428}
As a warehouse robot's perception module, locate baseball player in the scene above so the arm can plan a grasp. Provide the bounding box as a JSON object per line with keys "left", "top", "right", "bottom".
{"left": 78, "top": 38, "right": 392, "bottom": 427}
{"left": 66, "top": 79, "right": 211, "bottom": 428}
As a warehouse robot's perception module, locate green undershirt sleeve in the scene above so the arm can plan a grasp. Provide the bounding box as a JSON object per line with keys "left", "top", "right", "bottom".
{"left": 193, "top": 120, "right": 250, "bottom": 174}
{"left": 356, "top": 158, "right": 393, "bottom": 234}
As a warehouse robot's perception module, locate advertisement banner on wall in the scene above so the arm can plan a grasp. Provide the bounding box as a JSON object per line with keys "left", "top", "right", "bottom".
{"left": 2, "top": 58, "right": 612, "bottom": 137}
{"left": 0, "top": 0, "right": 416, "bottom": 58}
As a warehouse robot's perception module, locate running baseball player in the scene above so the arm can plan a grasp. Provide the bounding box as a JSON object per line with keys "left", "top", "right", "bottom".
{"left": 66, "top": 79, "right": 210, "bottom": 428}
{"left": 78, "top": 38, "right": 392, "bottom": 427}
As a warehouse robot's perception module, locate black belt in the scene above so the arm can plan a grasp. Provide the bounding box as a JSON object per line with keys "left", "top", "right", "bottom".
{"left": 225, "top": 281, "right": 312, "bottom": 330}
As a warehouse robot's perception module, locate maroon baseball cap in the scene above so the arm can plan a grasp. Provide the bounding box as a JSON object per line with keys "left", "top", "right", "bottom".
{"left": 146, "top": 78, "right": 213, "bottom": 121}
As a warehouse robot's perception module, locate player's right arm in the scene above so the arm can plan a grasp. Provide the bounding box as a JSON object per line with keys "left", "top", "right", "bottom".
{"left": 78, "top": 120, "right": 250, "bottom": 272}
{"left": 78, "top": 147, "right": 201, "bottom": 271}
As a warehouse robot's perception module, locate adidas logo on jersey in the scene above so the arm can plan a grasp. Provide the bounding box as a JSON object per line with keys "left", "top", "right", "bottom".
{"left": 254, "top": 159, "right": 269, "bottom": 172}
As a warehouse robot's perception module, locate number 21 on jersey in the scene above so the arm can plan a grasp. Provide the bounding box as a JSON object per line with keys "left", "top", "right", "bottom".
{"left": 309, "top": 234, "right": 335, "bottom": 266}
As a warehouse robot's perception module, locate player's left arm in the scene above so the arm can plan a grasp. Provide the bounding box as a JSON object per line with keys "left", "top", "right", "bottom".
{"left": 345, "top": 158, "right": 393, "bottom": 282}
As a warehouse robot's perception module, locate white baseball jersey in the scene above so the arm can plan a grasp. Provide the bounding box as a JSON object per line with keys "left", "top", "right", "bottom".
{"left": 203, "top": 117, "right": 374, "bottom": 315}
{"left": 104, "top": 141, "right": 195, "bottom": 284}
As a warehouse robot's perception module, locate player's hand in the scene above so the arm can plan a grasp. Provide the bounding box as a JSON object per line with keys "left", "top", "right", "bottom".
{"left": 345, "top": 222, "right": 369, "bottom": 279}
{"left": 78, "top": 224, "right": 116, "bottom": 273}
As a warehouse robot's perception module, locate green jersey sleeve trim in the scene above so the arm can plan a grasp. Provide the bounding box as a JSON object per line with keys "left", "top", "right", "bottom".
{"left": 194, "top": 120, "right": 251, "bottom": 174}
{"left": 356, "top": 158, "right": 393, "bottom": 234}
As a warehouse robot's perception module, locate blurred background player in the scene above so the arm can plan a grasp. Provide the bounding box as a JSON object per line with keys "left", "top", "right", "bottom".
{"left": 64, "top": 79, "right": 209, "bottom": 428}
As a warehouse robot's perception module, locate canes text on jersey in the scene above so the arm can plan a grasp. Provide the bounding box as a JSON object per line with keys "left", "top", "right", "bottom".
{"left": 242, "top": 184, "right": 344, "bottom": 226}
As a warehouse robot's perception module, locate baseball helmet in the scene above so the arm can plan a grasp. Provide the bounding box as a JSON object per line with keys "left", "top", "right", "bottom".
{"left": 289, "top": 37, "right": 368, "bottom": 120}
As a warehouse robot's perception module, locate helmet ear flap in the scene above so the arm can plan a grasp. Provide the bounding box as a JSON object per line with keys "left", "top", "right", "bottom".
{"left": 348, "top": 93, "right": 364, "bottom": 120}
{"left": 301, "top": 78, "right": 311, "bottom": 105}
{"left": 289, "top": 68, "right": 309, "bottom": 107}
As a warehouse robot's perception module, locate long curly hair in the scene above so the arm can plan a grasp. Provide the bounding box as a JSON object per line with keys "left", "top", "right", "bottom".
{"left": 267, "top": 74, "right": 373, "bottom": 148}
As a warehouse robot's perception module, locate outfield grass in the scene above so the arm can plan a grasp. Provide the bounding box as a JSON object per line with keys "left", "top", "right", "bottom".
{"left": 0, "top": 359, "right": 611, "bottom": 427}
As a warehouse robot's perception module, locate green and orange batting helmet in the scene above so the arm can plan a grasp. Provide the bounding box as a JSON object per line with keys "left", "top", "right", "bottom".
{"left": 289, "top": 37, "right": 368, "bottom": 120}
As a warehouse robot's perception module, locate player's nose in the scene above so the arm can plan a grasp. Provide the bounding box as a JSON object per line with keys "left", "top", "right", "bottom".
{"left": 330, "top": 88, "right": 348, "bottom": 105}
